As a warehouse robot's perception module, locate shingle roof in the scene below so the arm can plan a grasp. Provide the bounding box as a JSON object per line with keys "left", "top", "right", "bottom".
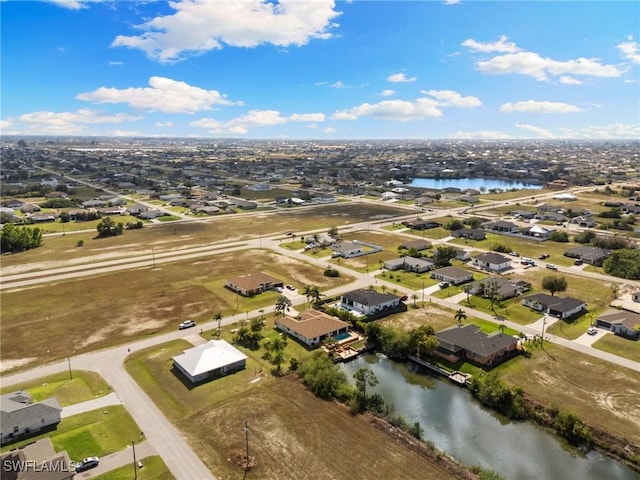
{"left": 436, "top": 324, "right": 517, "bottom": 357}
{"left": 342, "top": 288, "right": 399, "bottom": 306}
{"left": 276, "top": 310, "right": 348, "bottom": 340}
{"left": 172, "top": 340, "right": 247, "bottom": 377}
{"left": 226, "top": 272, "right": 282, "bottom": 291}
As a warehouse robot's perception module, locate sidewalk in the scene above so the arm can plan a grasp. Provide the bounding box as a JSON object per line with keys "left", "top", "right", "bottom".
{"left": 61, "top": 392, "right": 122, "bottom": 418}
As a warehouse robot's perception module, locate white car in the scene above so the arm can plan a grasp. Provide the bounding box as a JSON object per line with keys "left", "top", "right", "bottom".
{"left": 587, "top": 326, "right": 597, "bottom": 336}
{"left": 178, "top": 320, "right": 196, "bottom": 330}
{"left": 75, "top": 457, "right": 99, "bottom": 472}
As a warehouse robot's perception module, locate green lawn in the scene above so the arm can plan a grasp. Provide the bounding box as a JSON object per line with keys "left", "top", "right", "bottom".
{"left": 469, "top": 318, "right": 520, "bottom": 337}
{"left": 376, "top": 270, "right": 438, "bottom": 290}
{"left": 592, "top": 333, "right": 640, "bottom": 363}
{"left": 92, "top": 456, "right": 174, "bottom": 480}
{"left": 0, "top": 370, "right": 110, "bottom": 406}
{"left": 0, "top": 406, "right": 141, "bottom": 461}
{"left": 460, "top": 295, "right": 542, "bottom": 325}
{"left": 546, "top": 310, "right": 601, "bottom": 340}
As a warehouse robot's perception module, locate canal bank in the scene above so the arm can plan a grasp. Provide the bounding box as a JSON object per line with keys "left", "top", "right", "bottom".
{"left": 342, "top": 354, "right": 639, "bottom": 480}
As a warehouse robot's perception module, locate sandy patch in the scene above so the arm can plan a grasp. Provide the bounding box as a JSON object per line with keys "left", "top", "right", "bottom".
{"left": 0, "top": 357, "right": 38, "bottom": 373}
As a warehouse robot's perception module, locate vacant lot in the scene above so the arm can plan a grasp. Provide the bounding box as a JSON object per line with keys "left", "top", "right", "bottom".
{"left": 1, "top": 202, "right": 410, "bottom": 272}
{"left": 1, "top": 250, "right": 351, "bottom": 368}
{"left": 126, "top": 340, "right": 463, "bottom": 480}
{"left": 496, "top": 342, "right": 640, "bottom": 447}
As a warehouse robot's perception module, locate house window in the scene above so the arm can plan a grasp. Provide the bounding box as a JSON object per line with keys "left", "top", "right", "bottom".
{"left": 13, "top": 426, "right": 19, "bottom": 433}
{"left": 42, "top": 418, "right": 45, "bottom": 423}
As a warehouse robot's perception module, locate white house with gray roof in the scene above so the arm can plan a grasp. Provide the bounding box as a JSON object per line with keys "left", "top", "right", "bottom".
{"left": 1, "top": 391, "right": 62, "bottom": 443}
{"left": 340, "top": 289, "right": 401, "bottom": 316}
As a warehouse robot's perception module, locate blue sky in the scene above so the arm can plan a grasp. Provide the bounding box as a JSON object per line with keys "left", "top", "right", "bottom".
{"left": 1, "top": 0, "right": 639, "bottom": 139}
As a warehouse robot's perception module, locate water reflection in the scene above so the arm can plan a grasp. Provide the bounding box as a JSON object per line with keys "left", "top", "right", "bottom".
{"left": 342, "top": 355, "right": 639, "bottom": 480}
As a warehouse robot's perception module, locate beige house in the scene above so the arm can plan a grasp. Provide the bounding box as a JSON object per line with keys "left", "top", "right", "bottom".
{"left": 276, "top": 310, "right": 350, "bottom": 348}
{"left": 225, "top": 272, "right": 284, "bottom": 296}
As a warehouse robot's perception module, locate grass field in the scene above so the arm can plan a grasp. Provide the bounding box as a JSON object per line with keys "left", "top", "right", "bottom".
{"left": 0, "top": 406, "right": 141, "bottom": 462}
{"left": 495, "top": 342, "right": 640, "bottom": 448}
{"left": 0, "top": 370, "right": 110, "bottom": 406}
{"left": 1, "top": 250, "right": 352, "bottom": 369}
{"left": 125, "top": 340, "right": 463, "bottom": 480}
{"left": 92, "top": 456, "right": 174, "bottom": 480}
{"left": 592, "top": 333, "right": 640, "bottom": 363}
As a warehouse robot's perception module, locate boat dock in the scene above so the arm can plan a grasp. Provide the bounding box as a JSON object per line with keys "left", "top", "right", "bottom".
{"left": 407, "top": 355, "right": 472, "bottom": 387}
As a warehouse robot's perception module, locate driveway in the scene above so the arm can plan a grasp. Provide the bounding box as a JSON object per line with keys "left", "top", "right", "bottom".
{"left": 574, "top": 328, "right": 605, "bottom": 347}
{"left": 61, "top": 392, "right": 122, "bottom": 418}
{"left": 73, "top": 440, "right": 156, "bottom": 479}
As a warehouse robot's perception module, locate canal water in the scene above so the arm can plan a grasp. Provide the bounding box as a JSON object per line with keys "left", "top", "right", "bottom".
{"left": 342, "top": 355, "right": 639, "bottom": 480}
{"left": 409, "top": 178, "right": 542, "bottom": 190}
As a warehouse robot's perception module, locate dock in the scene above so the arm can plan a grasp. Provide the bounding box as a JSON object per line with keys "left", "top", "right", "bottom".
{"left": 407, "top": 355, "right": 472, "bottom": 387}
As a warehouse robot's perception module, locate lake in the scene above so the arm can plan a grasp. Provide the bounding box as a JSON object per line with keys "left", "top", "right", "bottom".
{"left": 409, "top": 178, "right": 542, "bottom": 191}
{"left": 342, "top": 355, "right": 639, "bottom": 480}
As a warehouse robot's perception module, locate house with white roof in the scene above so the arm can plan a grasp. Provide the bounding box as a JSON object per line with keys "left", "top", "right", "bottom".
{"left": 172, "top": 340, "right": 247, "bottom": 384}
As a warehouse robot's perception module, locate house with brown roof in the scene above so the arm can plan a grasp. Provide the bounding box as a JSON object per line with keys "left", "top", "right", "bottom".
{"left": 276, "top": 310, "right": 350, "bottom": 348}
{"left": 595, "top": 309, "right": 640, "bottom": 340}
{"left": 225, "top": 272, "right": 283, "bottom": 296}
{"left": 435, "top": 324, "right": 518, "bottom": 366}
{"left": 430, "top": 266, "right": 473, "bottom": 285}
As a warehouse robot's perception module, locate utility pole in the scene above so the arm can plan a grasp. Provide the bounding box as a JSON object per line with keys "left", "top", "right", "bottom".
{"left": 541, "top": 316, "right": 547, "bottom": 342}
{"left": 151, "top": 247, "right": 156, "bottom": 268}
{"left": 243, "top": 420, "right": 250, "bottom": 479}
{"left": 132, "top": 440, "right": 138, "bottom": 480}
{"left": 67, "top": 354, "right": 72, "bottom": 380}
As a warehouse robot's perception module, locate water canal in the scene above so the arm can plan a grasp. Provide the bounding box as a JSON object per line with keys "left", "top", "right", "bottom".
{"left": 409, "top": 177, "right": 542, "bottom": 190}
{"left": 342, "top": 355, "right": 639, "bottom": 480}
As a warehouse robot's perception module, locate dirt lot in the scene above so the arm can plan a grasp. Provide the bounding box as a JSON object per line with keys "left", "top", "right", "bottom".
{"left": 187, "top": 375, "right": 465, "bottom": 480}
{"left": 0, "top": 250, "right": 351, "bottom": 369}
{"left": 497, "top": 342, "right": 640, "bottom": 448}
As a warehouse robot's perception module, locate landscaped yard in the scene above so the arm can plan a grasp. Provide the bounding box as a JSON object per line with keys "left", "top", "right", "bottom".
{"left": 0, "top": 406, "right": 141, "bottom": 462}
{"left": 0, "top": 370, "right": 110, "bottom": 406}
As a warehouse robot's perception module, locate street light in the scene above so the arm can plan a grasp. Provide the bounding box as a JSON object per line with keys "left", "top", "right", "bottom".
{"left": 131, "top": 440, "right": 138, "bottom": 480}
{"left": 541, "top": 316, "right": 547, "bottom": 342}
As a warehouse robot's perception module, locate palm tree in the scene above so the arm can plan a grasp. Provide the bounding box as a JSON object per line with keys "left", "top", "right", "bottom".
{"left": 310, "top": 286, "right": 323, "bottom": 306}
{"left": 411, "top": 293, "right": 418, "bottom": 307}
{"left": 302, "top": 285, "right": 314, "bottom": 306}
{"left": 455, "top": 309, "right": 467, "bottom": 327}
{"left": 274, "top": 295, "right": 292, "bottom": 318}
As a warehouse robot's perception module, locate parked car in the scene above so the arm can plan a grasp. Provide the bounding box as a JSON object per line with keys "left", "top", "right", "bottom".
{"left": 275, "top": 286, "right": 283, "bottom": 293}
{"left": 508, "top": 251, "right": 519, "bottom": 257}
{"left": 178, "top": 320, "right": 196, "bottom": 330}
{"left": 75, "top": 457, "right": 99, "bottom": 472}
{"left": 587, "top": 326, "right": 597, "bottom": 335}
{"left": 574, "top": 259, "right": 584, "bottom": 266}
{"left": 538, "top": 253, "right": 550, "bottom": 260}
{"left": 400, "top": 295, "right": 409, "bottom": 301}
{"left": 286, "top": 284, "right": 296, "bottom": 291}
{"left": 546, "top": 264, "right": 558, "bottom": 270}
{"left": 439, "top": 282, "right": 450, "bottom": 288}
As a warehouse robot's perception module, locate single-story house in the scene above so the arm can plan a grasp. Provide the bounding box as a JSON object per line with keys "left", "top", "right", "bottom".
{"left": 570, "top": 216, "right": 596, "bottom": 228}
{"left": 483, "top": 221, "right": 519, "bottom": 233}
{"left": 384, "top": 256, "right": 435, "bottom": 273}
{"left": 563, "top": 246, "right": 610, "bottom": 266}
{"left": 27, "top": 213, "right": 57, "bottom": 223}
{"left": 81, "top": 199, "right": 106, "bottom": 208}
{"left": 430, "top": 266, "right": 473, "bottom": 285}
{"left": 340, "top": 289, "right": 401, "bottom": 316}
{"left": 520, "top": 224, "right": 554, "bottom": 240}
{"left": 399, "top": 239, "right": 431, "bottom": 251}
{"left": 471, "top": 252, "right": 511, "bottom": 272}
{"left": 454, "top": 248, "right": 472, "bottom": 262}
{"left": 522, "top": 293, "right": 587, "bottom": 319}
{"left": 402, "top": 219, "right": 441, "bottom": 230}
{"left": 435, "top": 324, "right": 518, "bottom": 366}
{"left": 1, "top": 391, "right": 62, "bottom": 443}
{"left": 225, "top": 272, "right": 283, "bottom": 296}
{"left": 332, "top": 240, "right": 382, "bottom": 258}
{"left": 511, "top": 210, "right": 536, "bottom": 220}
{"left": 467, "top": 277, "right": 530, "bottom": 300}
{"left": 595, "top": 309, "right": 640, "bottom": 340}
{"left": 20, "top": 203, "right": 41, "bottom": 214}
{"left": 276, "top": 310, "right": 350, "bottom": 348}
{"left": 232, "top": 199, "right": 258, "bottom": 210}
{"left": 451, "top": 228, "right": 486, "bottom": 241}
{"left": 0, "top": 437, "right": 73, "bottom": 480}
{"left": 172, "top": 340, "right": 247, "bottom": 384}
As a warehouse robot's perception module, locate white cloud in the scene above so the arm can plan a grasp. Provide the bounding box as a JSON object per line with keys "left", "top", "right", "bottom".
{"left": 323, "top": 127, "right": 336, "bottom": 134}
{"left": 461, "top": 35, "right": 520, "bottom": 53}
{"left": 387, "top": 72, "right": 416, "bottom": 83}
{"left": 500, "top": 100, "right": 582, "bottom": 114}
{"left": 515, "top": 124, "right": 556, "bottom": 138}
{"left": 111, "top": 0, "right": 341, "bottom": 63}
{"left": 46, "top": 0, "right": 98, "bottom": 9}
{"left": 378, "top": 89, "right": 395, "bottom": 97}
{"left": 444, "top": 0, "right": 461, "bottom": 4}
{"left": 76, "top": 76, "right": 240, "bottom": 114}
{"left": 449, "top": 130, "right": 512, "bottom": 139}
{"left": 330, "top": 81, "right": 347, "bottom": 88}
{"left": 14, "top": 109, "right": 140, "bottom": 135}
{"left": 476, "top": 51, "right": 622, "bottom": 81}
{"left": 617, "top": 37, "right": 640, "bottom": 64}
{"left": 108, "top": 61, "right": 124, "bottom": 66}
{"left": 333, "top": 98, "right": 441, "bottom": 121}
{"left": 190, "top": 109, "right": 324, "bottom": 134}
{"left": 422, "top": 89, "right": 482, "bottom": 107}
{"left": 559, "top": 76, "right": 582, "bottom": 85}
{"left": 580, "top": 123, "right": 640, "bottom": 139}
{"left": 155, "top": 121, "right": 174, "bottom": 127}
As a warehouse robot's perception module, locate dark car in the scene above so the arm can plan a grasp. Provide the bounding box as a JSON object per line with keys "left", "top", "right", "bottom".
{"left": 75, "top": 457, "right": 99, "bottom": 472}
{"left": 573, "top": 259, "right": 583, "bottom": 266}
{"left": 538, "top": 253, "right": 550, "bottom": 260}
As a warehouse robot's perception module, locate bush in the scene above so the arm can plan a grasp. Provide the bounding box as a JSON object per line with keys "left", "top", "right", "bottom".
{"left": 548, "top": 231, "right": 569, "bottom": 242}
{"left": 323, "top": 267, "right": 340, "bottom": 277}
